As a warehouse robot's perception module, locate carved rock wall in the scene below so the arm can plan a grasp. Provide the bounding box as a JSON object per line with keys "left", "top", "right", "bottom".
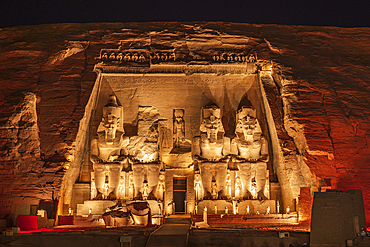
{"left": 1, "top": 23, "right": 370, "bottom": 225}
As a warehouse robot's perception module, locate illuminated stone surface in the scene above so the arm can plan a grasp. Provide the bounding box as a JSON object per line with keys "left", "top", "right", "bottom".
{"left": 90, "top": 95, "right": 129, "bottom": 200}
{"left": 231, "top": 105, "right": 270, "bottom": 200}
{"left": 192, "top": 105, "right": 230, "bottom": 200}
{"left": 0, "top": 23, "right": 370, "bottom": 227}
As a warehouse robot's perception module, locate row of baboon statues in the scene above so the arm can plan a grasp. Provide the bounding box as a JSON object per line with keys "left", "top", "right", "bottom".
{"left": 100, "top": 50, "right": 257, "bottom": 63}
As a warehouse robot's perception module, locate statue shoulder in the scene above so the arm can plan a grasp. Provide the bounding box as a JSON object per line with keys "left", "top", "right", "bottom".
{"left": 122, "top": 136, "right": 130, "bottom": 146}
{"left": 91, "top": 137, "right": 98, "bottom": 145}
{"left": 200, "top": 133, "right": 210, "bottom": 143}
{"left": 193, "top": 136, "right": 201, "bottom": 142}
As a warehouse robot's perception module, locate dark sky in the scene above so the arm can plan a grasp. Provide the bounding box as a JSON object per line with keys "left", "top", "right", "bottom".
{"left": 1, "top": 0, "right": 370, "bottom": 28}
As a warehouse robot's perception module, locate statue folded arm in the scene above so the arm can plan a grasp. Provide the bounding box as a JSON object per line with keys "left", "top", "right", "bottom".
{"left": 191, "top": 136, "right": 201, "bottom": 160}
{"left": 90, "top": 138, "right": 101, "bottom": 163}
{"left": 260, "top": 137, "right": 269, "bottom": 162}
{"left": 222, "top": 136, "right": 231, "bottom": 157}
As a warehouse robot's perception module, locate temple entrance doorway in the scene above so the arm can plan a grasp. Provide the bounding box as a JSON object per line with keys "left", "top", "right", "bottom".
{"left": 173, "top": 177, "right": 187, "bottom": 214}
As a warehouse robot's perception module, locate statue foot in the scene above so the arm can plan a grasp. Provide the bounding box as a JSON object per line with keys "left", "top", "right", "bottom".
{"left": 134, "top": 192, "right": 143, "bottom": 200}
{"left": 218, "top": 195, "right": 228, "bottom": 200}
{"left": 95, "top": 193, "right": 103, "bottom": 200}
{"left": 217, "top": 190, "right": 227, "bottom": 200}
{"left": 147, "top": 192, "right": 157, "bottom": 200}
{"left": 257, "top": 191, "right": 267, "bottom": 200}
{"left": 203, "top": 192, "right": 212, "bottom": 200}
{"left": 243, "top": 191, "right": 253, "bottom": 200}
{"left": 108, "top": 192, "right": 117, "bottom": 200}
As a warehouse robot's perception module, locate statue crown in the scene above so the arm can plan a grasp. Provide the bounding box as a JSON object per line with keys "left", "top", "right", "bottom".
{"left": 237, "top": 106, "right": 256, "bottom": 120}
{"left": 202, "top": 105, "right": 221, "bottom": 119}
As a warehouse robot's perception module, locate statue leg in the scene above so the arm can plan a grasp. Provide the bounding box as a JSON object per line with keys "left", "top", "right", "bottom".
{"left": 256, "top": 162, "right": 268, "bottom": 200}
{"left": 93, "top": 164, "right": 105, "bottom": 199}
{"left": 133, "top": 164, "right": 144, "bottom": 199}
{"left": 147, "top": 164, "right": 160, "bottom": 200}
{"left": 238, "top": 162, "right": 252, "bottom": 199}
{"left": 116, "top": 171, "right": 126, "bottom": 199}
{"left": 215, "top": 162, "right": 228, "bottom": 199}
{"left": 199, "top": 162, "right": 212, "bottom": 199}
{"left": 107, "top": 164, "right": 122, "bottom": 200}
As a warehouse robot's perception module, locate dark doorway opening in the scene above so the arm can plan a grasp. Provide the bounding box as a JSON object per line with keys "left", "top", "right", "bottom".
{"left": 173, "top": 177, "right": 187, "bottom": 214}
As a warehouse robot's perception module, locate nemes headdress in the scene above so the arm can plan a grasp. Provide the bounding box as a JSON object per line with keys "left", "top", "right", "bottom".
{"left": 200, "top": 105, "right": 224, "bottom": 133}
{"left": 236, "top": 106, "right": 261, "bottom": 134}
{"left": 237, "top": 106, "right": 256, "bottom": 120}
{"left": 98, "top": 94, "right": 124, "bottom": 133}
{"left": 202, "top": 105, "right": 221, "bottom": 119}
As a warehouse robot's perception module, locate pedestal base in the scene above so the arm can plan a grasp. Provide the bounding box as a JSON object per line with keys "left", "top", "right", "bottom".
{"left": 192, "top": 213, "right": 299, "bottom": 225}
{"left": 77, "top": 200, "right": 116, "bottom": 216}
{"left": 196, "top": 200, "right": 276, "bottom": 214}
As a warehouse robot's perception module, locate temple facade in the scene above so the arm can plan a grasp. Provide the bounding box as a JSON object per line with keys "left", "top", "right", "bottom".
{"left": 65, "top": 45, "right": 297, "bottom": 222}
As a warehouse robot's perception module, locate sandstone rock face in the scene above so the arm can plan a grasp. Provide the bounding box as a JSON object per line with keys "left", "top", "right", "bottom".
{"left": 1, "top": 23, "right": 370, "bottom": 225}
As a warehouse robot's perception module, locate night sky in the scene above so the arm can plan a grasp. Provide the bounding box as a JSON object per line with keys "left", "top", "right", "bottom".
{"left": 1, "top": 0, "right": 370, "bottom": 28}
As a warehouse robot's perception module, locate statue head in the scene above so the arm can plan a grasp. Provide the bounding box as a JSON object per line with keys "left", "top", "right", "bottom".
{"left": 195, "top": 173, "right": 201, "bottom": 183}
{"left": 200, "top": 105, "right": 224, "bottom": 143}
{"left": 236, "top": 106, "right": 261, "bottom": 140}
{"left": 98, "top": 95, "right": 123, "bottom": 145}
{"left": 174, "top": 109, "right": 184, "bottom": 121}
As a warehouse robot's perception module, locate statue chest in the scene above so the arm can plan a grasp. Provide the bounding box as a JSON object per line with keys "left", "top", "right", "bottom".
{"left": 200, "top": 141, "right": 223, "bottom": 160}
{"left": 97, "top": 138, "right": 123, "bottom": 161}
{"left": 238, "top": 142, "right": 261, "bottom": 160}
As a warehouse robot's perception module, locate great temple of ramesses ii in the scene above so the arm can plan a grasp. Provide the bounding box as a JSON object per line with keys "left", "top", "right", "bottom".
{"left": 60, "top": 39, "right": 311, "bottom": 226}
{"left": 1, "top": 24, "right": 369, "bottom": 236}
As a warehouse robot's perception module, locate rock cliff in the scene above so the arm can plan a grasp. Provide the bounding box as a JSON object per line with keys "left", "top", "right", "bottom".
{"left": 1, "top": 22, "right": 370, "bottom": 225}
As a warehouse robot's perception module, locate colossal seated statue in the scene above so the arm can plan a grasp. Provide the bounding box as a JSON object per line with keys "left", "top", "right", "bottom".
{"left": 231, "top": 106, "right": 269, "bottom": 200}
{"left": 192, "top": 105, "right": 230, "bottom": 200}
{"left": 90, "top": 99, "right": 161, "bottom": 201}
{"left": 128, "top": 106, "right": 161, "bottom": 201}
{"left": 90, "top": 95, "right": 129, "bottom": 200}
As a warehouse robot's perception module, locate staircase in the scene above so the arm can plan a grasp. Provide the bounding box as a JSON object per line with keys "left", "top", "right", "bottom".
{"left": 145, "top": 215, "right": 191, "bottom": 247}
